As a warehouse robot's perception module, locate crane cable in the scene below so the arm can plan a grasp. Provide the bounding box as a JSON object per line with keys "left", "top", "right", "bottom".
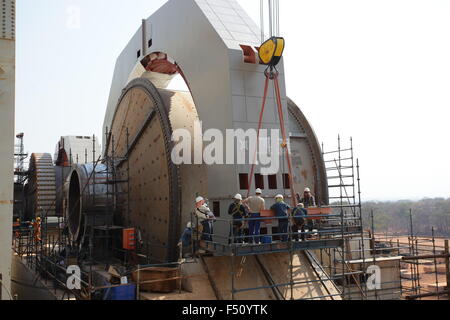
{"left": 246, "top": 75, "right": 270, "bottom": 199}
{"left": 261, "top": 0, "right": 280, "bottom": 40}
{"left": 246, "top": 69, "right": 297, "bottom": 208}
{"left": 260, "top": 0, "right": 264, "bottom": 43}
{"left": 258, "top": 0, "right": 284, "bottom": 67}
{"left": 274, "top": 72, "right": 297, "bottom": 208}
{"left": 268, "top": 0, "right": 273, "bottom": 37}
{"left": 251, "top": 2, "right": 295, "bottom": 205}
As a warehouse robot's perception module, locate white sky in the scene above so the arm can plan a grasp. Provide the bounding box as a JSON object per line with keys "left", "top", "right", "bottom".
{"left": 15, "top": 0, "right": 450, "bottom": 201}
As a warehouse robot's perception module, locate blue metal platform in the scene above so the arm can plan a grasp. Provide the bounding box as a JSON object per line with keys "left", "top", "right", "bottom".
{"left": 203, "top": 238, "right": 344, "bottom": 257}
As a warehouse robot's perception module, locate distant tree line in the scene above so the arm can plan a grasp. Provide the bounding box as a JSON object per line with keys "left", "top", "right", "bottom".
{"left": 361, "top": 198, "right": 450, "bottom": 237}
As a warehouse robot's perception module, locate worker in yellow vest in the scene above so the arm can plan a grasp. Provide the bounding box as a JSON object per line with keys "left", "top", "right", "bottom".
{"left": 32, "top": 217, "right": 42, "bottom": 243}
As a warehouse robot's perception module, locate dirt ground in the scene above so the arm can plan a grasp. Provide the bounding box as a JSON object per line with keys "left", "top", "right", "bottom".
{"left": 402, "top": 263, "right": 449, "bottom": 300}
{"left": 375, "top": 234, "right": 448, "bottom": 250}
{"left": 376, "top": 234, "right": 449, "bottom": 300}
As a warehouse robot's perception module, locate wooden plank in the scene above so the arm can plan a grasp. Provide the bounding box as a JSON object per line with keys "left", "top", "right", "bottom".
{"left": 307, "top": 207, "right": 332, "bottom": 215}
{"left": 406, "top": 290, "right": 450, "bottom": 300}
{"left": 402, "top": 254, "right": 450, "bottom": 260}
{"left": 427, "top": 282, "right": 448, "bottom": 293}
{"left": 424, "top": 265, "right": 447, "bottom": 274}
{"left": 260, "top": 207, "right": 332, "bottom": 223}
{"left": 261, "top": 210, "right": 275, "bottom": 224}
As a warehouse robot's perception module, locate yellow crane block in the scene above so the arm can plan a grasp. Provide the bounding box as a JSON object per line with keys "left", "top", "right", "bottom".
{"left": 258, "top": 37, "right": 285, "bottom": 67}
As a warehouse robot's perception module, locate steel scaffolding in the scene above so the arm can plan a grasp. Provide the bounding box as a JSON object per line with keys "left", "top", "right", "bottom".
{"left": 12, "top": 136, "right": 444, "bottom": 301}
{"left": 373, "top": 210, "right": 450, "bottom": 300}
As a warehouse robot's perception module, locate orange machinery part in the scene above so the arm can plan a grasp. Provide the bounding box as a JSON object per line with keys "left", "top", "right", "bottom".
{"left": 123, "top": 228, "right": 136, "bottom": 250}
{"left": 261, "top": 207, "right": 332, "bottom": 224}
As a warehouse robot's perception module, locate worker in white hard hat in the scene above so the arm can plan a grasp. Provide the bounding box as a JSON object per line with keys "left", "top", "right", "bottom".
{"left": 193, "top": 196, "right": 206, "bottom": 227}
{"left": 242, "top": 189, "right": 265, "bottom": 244}
{"left": 228, "top": 194, "right": 248, "bottom": 244}
{"left": 193, "top": 196, "right": 215, "bottom": 243}
{"left": 196, "top": 196, "right": 205, "bottom": 205}
{"left": 270, "top": 195, "right": 291, "bottom": 242}
{"left": 297, "top": 187, "right": 316, "bottom": 208}
{"left": 178, "top": 221, "right": 194, "bottom": 258}
{"left": 296, "top": 187, "right": 317, "bottom": 235}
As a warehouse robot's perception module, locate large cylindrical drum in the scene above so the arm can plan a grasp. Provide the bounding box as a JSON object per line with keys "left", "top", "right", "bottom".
{"left": 66, "top": 163, "right": 112, "bottom": 241}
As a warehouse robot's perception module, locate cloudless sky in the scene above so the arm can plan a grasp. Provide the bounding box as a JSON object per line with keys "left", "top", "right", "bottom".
{"left": 15, "top": 0, "right": 450, "bottom": 201}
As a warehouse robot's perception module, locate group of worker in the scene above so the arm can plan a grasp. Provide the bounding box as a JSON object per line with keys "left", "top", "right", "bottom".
{"left": 188, "top": 187, "right": 317, "bottom": 247}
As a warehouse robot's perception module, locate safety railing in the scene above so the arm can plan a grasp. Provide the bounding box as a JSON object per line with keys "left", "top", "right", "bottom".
{"left": 190, "top": 209, "right": 352, "bottom": 257}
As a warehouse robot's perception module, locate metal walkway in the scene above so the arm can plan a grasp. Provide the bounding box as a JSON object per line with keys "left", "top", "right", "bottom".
{"left": 204, "top": 239, "right": 344, "bottom": 257}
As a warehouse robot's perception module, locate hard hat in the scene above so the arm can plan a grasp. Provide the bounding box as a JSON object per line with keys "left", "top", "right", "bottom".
{"left": 255, "top": 188, "right": 262, "bottom": 195}
{"left": 304, "top": 188, "right": 311, "bottom": 193}
{"left": 275, "top": 194, "right": 284, "bottom": 200}
{"left": 297, "top": 203, "right": 305, "bottom": 208}
{"left": 195, "top": 196, "right": 204, "bottom": 204}
{"left": 187, "top": 222, "right": 192, "bottom": 229}
{"left": 234, "top": 194, "right": 243, "bottom": 201}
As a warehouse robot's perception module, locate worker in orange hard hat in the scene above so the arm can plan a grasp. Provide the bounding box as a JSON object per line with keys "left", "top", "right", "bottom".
{"left": 13, "top": 218, "right": 20, "bottom": 228}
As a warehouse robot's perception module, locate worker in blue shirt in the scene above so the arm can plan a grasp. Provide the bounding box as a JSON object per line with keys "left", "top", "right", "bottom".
{"left": 270, "top": 195, "right": 291, "bottom": 242}
{"left": 178, "top": 222, "right": 193, "bottom": 257}
{"left": 291, "top": 203, "right": 308, "bottom": 241}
